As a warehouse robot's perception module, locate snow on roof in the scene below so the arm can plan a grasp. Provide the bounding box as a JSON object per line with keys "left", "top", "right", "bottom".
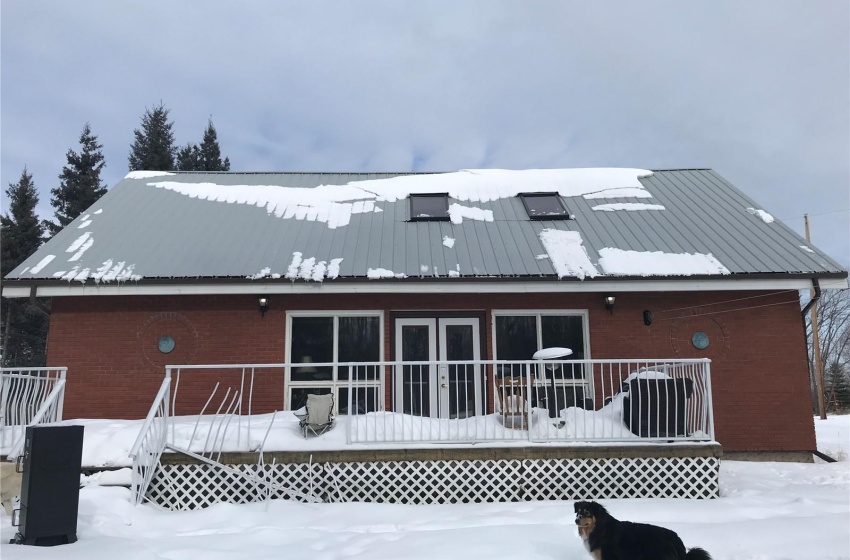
{"left": 125, "top": 170, "right": 176, "bottom": 179}
{"left": 592, "top": 203, "right": 666, "bottom": 212}
{"left": 146, "top": 168, "right": 653, "bottom": 230}
{"left": 538, "top": 229, "right": 599, "bottom": 279}
{"left": 747, "top": 207, "right": 775, "bottom": 224}
{"left": 597, "top": 248, "right": 731, "bottom": 276}
{"left": 448, "top": 203, "right": 493, "bottom": 224}
{"left": 284, "top": 253, "right": 344, "bottom": 281}
{"left": 29, "top": 254, "right": 55, "bottom": 274}
{"left": 145, "top": 168, "right": 745, "bottom": 284}
{"left": 367, "top": 268, "right": 408, "bottom": 279}
{"left": 67, "top": 232, "right": 93, "bottom": 261}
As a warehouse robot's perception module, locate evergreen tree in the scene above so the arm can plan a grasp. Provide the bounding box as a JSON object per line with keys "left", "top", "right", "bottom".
{"left": 1, "top": 168, "right": 44, "bottom": 274}
{"left": 128, "top": 102, "right": 176, "bottom": 171}
{"left": 198, "top": 119, "right": 230, "bottom": 171}
{"left": 175, "top": 119, "right": 231, "bottom": 171}
{"left": 47, "top": 123, "right": 107, "bottom": 236}
{"left": 176, "top": 143, "right": 202, "bottom": 171}
{"left": 1, "top": 168, "right": 49, "bottom": 367}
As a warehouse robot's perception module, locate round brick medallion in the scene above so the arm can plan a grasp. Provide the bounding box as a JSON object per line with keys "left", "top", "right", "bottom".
{"left": 670, "top": 314, "right": 728, "bottom": 362}
{"left": 138, "top": 312, "right": 199, "bottom": 369}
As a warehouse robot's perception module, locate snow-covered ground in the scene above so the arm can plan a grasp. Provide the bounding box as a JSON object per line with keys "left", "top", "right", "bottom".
{"left": 1, "top": 415, "right": 848, "bottom": 559}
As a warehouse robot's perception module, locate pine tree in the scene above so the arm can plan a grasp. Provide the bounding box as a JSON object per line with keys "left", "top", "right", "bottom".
{"left": 176, "top": 143, "right": 201, "bottom": 171}
{"left": 128, "top": 102, "right": 176, "bottom": 171}
{"left": 1, "top": 168, "right": 49, "bottom": 367}
{"left": 175, "top": 119, "right": 231, "bottom": 171}
{"left": 1, "top": 168, "right": 44, "bottom": 274}
{"left": 199, "top": 119, "right": 230, "bottom": 171}
{"left": 46, "top": 123, "right": 107, "bottom": 236}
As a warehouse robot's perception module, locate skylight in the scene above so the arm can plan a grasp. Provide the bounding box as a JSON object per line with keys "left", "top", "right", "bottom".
{"left": 520, "top": 193, "right": 570, "bottom": 219}
{"left": 409, "top": 194, "right": 449, "bottom": 221}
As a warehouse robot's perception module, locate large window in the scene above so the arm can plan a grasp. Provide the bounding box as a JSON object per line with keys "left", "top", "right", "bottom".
{"left": 494, "top": 312, "right": 586, "bottom": 360}
{"left": 494, "top": 311, "right": 591, "bottom": 416}
{"left": 287, "top": 313, "right": 382, "bottom": 413}
{"left": 493, "top": 311, "right": 588, "bottom": 381}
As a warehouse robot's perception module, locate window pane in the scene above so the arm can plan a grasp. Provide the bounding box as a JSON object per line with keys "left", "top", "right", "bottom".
{"left": 401, "top": 325, "right": 430, "bottom": 361}
{"left": 410, "top": 194, "right": 449, "bottom": 220}
{"left": 445, "top": 325, "right": 473, "bottom": 361}
{"left": 338, "top": 316, "right": 380, "bottom": 380}
{"left": 541, "top": 315, "right": 585, "bottom": 380}
{"left": 521, "top": 194, "right": 567, "bottom": 218}
{"left": 495, "top": 316, "right": 537, "bottom": 360}
{"left": 290, "top": 387, "right": 332, "bottom": 411}
{"left": 290, "top": 317, "right": 333, "bottom": 381}
{"left": 339, "top": 317, "right": 380, "bottom": 362}
{"left": 402, "top": 363, "right": 430, "bottom": 416}
{"left": 541, "top": 315, "right": 584, "bottom": 358}
{"left": 339, "top": 387, "right": 380, "bottom": 415}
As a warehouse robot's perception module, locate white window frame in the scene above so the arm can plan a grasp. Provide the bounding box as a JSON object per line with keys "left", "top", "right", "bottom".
{"left": 491, "top": 309, "right": 592, "bottom": 393}
{"left": 492, "top": 309, "right": 590, "bottom": 359}
{"left": 285, "top": 310, "right": 384, "bottom": 412}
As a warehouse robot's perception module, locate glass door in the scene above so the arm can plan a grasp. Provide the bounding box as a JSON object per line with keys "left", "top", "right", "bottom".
{"left": 439, "top": 318, "right": 481, "bottom": 418}
{"left": 396, "top": 319, "right": 436, "bottom": 417}
{"left": 395, "top": 317, "right": 482, "bottom": 419}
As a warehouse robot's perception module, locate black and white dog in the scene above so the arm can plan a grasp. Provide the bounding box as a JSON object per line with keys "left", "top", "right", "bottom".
{"left": 574, "top": 501, "right": 712, "bottom": 560}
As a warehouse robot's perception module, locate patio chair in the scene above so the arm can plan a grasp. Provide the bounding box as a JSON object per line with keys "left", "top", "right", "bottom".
{"left": 496, "top": 376, "right": 531, "bottom": 429}
{"left": 296, "top": 393, "right": 336, "bottom": 437}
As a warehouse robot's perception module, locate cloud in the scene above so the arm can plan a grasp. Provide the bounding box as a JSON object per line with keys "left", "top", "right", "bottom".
{"left": 1, "top": 0, "right": 847, "bottom": 266}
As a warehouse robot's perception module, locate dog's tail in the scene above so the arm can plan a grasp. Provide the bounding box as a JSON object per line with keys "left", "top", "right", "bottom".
{"left": 685, "top": 548, "right": 712, "bottom": 560}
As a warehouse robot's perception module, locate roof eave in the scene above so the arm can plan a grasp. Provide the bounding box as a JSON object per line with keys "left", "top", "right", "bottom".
{"left": 3, "top": 271, "right": 846, "bottom": 298}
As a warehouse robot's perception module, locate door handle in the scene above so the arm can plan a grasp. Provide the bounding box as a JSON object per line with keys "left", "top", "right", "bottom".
{"left": 441, "top": 384, "right": 447, "bottom": 388}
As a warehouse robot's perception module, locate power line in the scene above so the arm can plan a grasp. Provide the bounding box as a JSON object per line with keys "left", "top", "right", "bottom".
{"left": 654, "top": 290, "right": 801, "bottom": 315}
{"left": 653, "top": 299, "right": 799, "bottom": 322}
{"left": 780, "top": 208, "right": 849, "bottom": 221}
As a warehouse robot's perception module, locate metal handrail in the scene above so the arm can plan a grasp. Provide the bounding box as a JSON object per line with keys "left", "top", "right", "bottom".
{"left": 129, "top": 374, "right": 171, "bottom": 505}
{"left": 5, "top": 378, "right": 67, "bottom": 460}
{"left": 1, "top": 367, "right": 68, "bottom": 459}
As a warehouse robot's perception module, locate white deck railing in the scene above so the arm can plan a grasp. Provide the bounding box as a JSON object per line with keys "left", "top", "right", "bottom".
{"left": 134, "top": 358, "right": 712, "bottom": 449}
{"left": 345, "top": 358, "right": 713, "bottom": 444}
{"left": 129, "top": 374, "right": 171, "bottom": 505}
{"left": 1, "top": 367, "right": 67, "bottom": 459}
{"left": 128, "top": 359, "right": 714, "bottom": 504}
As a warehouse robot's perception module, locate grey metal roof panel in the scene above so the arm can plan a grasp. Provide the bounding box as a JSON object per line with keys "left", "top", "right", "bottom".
{"left": 4, "top": 169, "right": 845, "bottom": 286}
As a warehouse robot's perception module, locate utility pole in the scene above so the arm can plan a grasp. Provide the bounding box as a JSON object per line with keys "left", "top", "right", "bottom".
{"left": 805, "top": 213, "right": 827, "bottom": 420}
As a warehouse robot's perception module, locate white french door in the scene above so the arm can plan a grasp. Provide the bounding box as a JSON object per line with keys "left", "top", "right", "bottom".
{"left": 395, "top": 317, "right": 482, "bottom": 419}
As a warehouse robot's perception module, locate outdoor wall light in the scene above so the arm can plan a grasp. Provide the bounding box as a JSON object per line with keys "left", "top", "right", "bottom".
{"left": 604, "top": 294, "right": 616, "bottom": 314}
{"left": 258, "top": 297, "right": 269, "bottom": 317}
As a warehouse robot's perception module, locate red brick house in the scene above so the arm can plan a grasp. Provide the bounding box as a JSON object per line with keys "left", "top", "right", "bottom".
{"left": 3, "top": 168, "right": 846, "bottom": 460}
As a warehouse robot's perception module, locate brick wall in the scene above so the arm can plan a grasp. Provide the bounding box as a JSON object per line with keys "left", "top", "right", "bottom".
{"left": 46, "top": 289, "right": 814, "bottom": 452}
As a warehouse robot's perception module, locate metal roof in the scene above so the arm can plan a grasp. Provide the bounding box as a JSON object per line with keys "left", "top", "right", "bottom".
{"left": 3, "top": 169, "right": 846, "bottom": 290}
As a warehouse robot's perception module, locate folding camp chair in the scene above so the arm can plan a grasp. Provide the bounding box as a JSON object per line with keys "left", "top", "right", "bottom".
{"left": 295, "top": 393, "right": 336, "bottom": 437}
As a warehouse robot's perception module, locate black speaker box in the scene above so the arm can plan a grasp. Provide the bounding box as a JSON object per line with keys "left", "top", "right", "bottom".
{"left": 12, "top": 425, "right": 84, "bottom": 546}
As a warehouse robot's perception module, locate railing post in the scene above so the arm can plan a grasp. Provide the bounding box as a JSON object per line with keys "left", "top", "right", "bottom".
{"left": 165, "top": 367, "right": 173, "bottom": 448}
{"left": 55, "top": 368, "right": 66, "bottom": 421}
{"left": 703, "top": 359, "right": 715, "bottom": 440}
{"left": 525, "top": 362, "right": 533, "bottom": 442}
{"left": 347, "top": 362, "right": 354, "bottom": 445}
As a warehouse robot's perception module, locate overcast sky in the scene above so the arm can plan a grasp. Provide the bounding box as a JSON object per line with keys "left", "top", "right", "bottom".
{"left": 2, "top": 1, "right": 848, "bottom": 267}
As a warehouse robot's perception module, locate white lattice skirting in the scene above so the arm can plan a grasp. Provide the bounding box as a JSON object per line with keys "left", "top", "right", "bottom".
{"left": 147, "top": 456, "right": 720, "bottom": 510}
